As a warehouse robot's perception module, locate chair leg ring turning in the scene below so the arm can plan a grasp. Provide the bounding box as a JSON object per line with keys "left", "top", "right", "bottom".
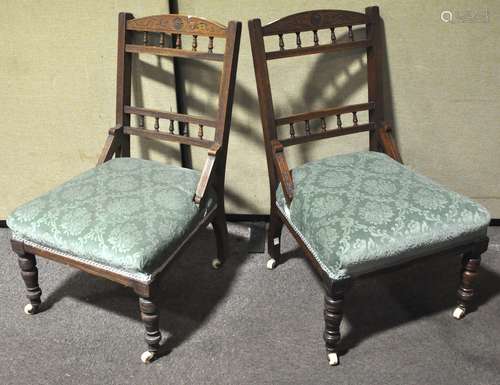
{"left": 17, "top": 252, "right": 42, "bottom": 315}
{"left": 139, "top": 297, "right": 162, "bottom": 364}
{"left": 323, "top": 293, "right": 344, "bottom": 366}
{"left": 453, "top": 254, "right": 481, "bottom": 320}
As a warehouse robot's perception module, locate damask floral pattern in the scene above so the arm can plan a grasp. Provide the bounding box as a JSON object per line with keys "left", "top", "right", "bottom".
{"left": 7, "top": 158, "right": 215, "bottom": 274}
{"left": 276, "top": 151, "right": 490, "bottom": 280}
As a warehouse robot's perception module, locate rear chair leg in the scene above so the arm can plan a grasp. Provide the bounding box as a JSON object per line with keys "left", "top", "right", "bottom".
{"left": 267, "top": 207, "right": 283, "bottom": 270}
{"left": 17, "top": 252, "right": 42, "bottom": 315}
{"left": 139, "top": 297, "right": 162, "bottom": 364}
{"left": 453, "top": 252, "right": 481, "bottom": 320}
{"left": 324, "top": 281, "right": 349, "bottom": 366}
{"left": 212, "top": 207, "right": 228, "bottom": 269}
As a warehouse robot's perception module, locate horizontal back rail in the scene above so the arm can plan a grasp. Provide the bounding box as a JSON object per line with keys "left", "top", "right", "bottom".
{"left": 266, "top": 39, "right": 370, "bottom": 60}
{"left": 124, "top": 106, "right": 217, "bottom": 127}
{"left": 125, "top": 44, "right": 224, "bottom": 62}
{"left": 280, "top": 123, "right": 373, "bottom": 146}
{"left": 124, "top": 126, "right": 215, "bottom": 148}
{"left": 127, "top": 15, "right": 227, "bottom": 37}
{"left": 262, "top": 10, "right": 368, "bottom": 35}
{"left": 275, "top": 102, "right": 374, "bottom": 126}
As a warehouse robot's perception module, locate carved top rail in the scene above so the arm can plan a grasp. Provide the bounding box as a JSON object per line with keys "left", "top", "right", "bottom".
{"left": 262, "top": 10, "right": 368, "bottom": 35}
{"left": 126, "top": 15, "right": 227, "bottom": 37}
{"left": 259, "top": 10, "right": 371, "bottom": 60}
{"left": 124, "top": 14, "right": 227, "bottom": 62}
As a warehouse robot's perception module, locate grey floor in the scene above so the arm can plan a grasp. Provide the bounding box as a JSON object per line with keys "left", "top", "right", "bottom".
{"left": 1, "top": 225, "right": 500, "bottom": 385}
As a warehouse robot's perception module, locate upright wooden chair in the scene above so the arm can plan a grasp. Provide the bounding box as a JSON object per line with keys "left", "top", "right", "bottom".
{"left": 249, "top": 7, "right": 490, "bottom": 366}
{"left": 8, "top": 13, "right": 241, "bottom": 363}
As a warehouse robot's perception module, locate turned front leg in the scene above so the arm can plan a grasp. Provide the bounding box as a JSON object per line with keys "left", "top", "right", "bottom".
{"left": 138, "top": 297, "right": 162, "bottom": 363}
{"left": 453, "top": 253, "right": 481, "bottom": 320}
{"left": 323, "top": 280, "right": 349, "bottom": 366}
{"left": 17, "top": 252, "right": 42, "bottom": 315}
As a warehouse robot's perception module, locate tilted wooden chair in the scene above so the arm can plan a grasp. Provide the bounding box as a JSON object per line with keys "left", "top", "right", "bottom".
{"left": 8, "top": 13, "right": 241, "bottom": 363}
{"left": 249, "top": 7, "right": 490, "bottom": 366}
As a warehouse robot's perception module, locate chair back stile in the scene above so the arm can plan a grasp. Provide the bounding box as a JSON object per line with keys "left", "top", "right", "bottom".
{"left": 249, "top": 7, "right": 384, "bottom": 203}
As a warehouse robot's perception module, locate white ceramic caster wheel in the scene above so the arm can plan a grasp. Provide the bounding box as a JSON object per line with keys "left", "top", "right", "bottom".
{"left": 328, "top": 352, "right": 339, "bottom": 366}
{"left": 24, "top": 303, "right": 36, "bottom": 315}
{"left": 141, "top": 350, "right": 155, "bottom": 364}
{"left": 452, "top": 307, "right": 466, "bottom": 320}
{"left": 266, "top": 258, "right": 277, "bottom": 270}
{"left": 212, "top": 258, "right": 222, "bottom": 269}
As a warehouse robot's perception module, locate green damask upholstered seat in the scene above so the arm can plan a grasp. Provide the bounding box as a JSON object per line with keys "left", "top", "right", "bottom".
{"left": 276, "top": 151, "right": 490, "bottom": 280}
{"left": 7, "top": 158, "right": 215, "bottom": 281}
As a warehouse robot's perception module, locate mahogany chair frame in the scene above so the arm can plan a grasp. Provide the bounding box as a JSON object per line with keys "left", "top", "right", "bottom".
{"left": 11, "top": 13, "right": 241, "bottom": 363}
{"left": 249, "top": 7, "right": 489, "bottom": 365}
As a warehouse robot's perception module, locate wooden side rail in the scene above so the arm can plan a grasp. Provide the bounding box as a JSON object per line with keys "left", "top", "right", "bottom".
{"left": 126, "top": 15, "right": 227, "bottom": 37}
{"left": 266, "top": 39, "right": 371, "bottom": 60}
{"left": 275, "top": 102, "right": 374, "bottom": 126}
{"left": 271, "top": 140, "right": 294, "bottom": 205}
{"left": 125, "top": 44, "right": 224, "bottom": 62}
{"left": 262, "top": 10, "right": 368, "bottom": 35}
{"left": 124, "top": 106, "right": 217, "bottom": 128}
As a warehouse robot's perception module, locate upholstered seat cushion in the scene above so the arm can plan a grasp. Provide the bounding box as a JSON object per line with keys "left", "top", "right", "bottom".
{"left": 7, "top": 158, "right": 215, "bottom": 279}
{"left": 276, "top": 151, "right": 490, "bottom": 280}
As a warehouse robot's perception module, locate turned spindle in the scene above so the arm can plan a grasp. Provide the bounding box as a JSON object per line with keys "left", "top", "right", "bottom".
{"left": 348, "top": 26, "right": 354, "bottom": 41}
{"left": 313, "top": 30, "right": 319, "bottom": 46}
{"left": 330, "top": 27, "right": 336, "bottom": 44}
{"left": 320, "top": 117, "right": 327, "bottom": 132}
{"left": 192, "top": 35, "right": 198, "bottom": 51}
{"left": 143, "top": 32, "right": 148, "bottom": 45}
{"left": 352, "top": 112, "right": 358, "bottom": 126}
{"left": 208, "top": 36, "right": 214, "bottom": 53}
{"left": 169, "top": 120, "right": 174, "bottom": 134}
{"left": 175, "top": 34, "right": 181, "bottom": 48}
{"left": 278, "top": 33, "right": 285, "bottom": 51}
{"left": 336, "top": 114, "right": 342, "bottom": 129}
{"left": 154, "top": 116, "right": 159, "bottom": 131}
{"left": 305, "top": 120, "right": 311, "bottom": 135}
{"left": 289, "top": 123, "right": 295, "bottom": 138}
{"left": 198, "top": 124, "right": 204, "bottom": 139}
{"left": 159, "top": 33, "right": 165, "bottom": 47}
{"left": 139, "top": 115, "right": 145, "bottom": 128}
{"left": 295, "top": 32, "right": 302, "bottom": 48}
